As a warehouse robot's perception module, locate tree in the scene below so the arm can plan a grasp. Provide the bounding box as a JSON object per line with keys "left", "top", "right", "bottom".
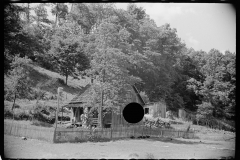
{"left": 187, "top": 49, "right": 236, "bottom": 120}
{"left": 127, "top": 3, "right": 146, "bottom": 21}
{"left": 4, "top": 56, "right": 32, "bottom": 119}
{"left": 49, "top": 23, "right": 90, "bottom": 85}
{"left": 4, "top": 3, "right": 26, "bottom": 73}
{"left": 196, "top": 102, "right": 214, "bottom": 126}
{"left": 33, "top": 4, "right": 52, "bottom": 26}
{"left": 4, "top": 4, "right": 47, "bottom": 73}
{"left": 51, "top": 3, "right": 68, "bottom": 27}
{"left": 83, "top": 18, "right": 148, "bottom": 127}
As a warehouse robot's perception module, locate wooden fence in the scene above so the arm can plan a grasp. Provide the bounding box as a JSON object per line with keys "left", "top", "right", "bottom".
{"left": 54, "top": 125, "right": 195, "bottom": 143}
{"left": 4, "top": 122, "right": 194, "bottom": 143}
{"left": 4, "top": 122, "right": 54, "bottom": 142}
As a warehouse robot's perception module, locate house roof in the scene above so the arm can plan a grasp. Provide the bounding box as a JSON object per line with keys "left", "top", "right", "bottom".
{"left": 69, "top": 84, "right": 92, "bottom": 104}
{"left": 131, "top": 85, "right": 146, "bottom": 106}
{"left": 64, "top": 83, "right": 146, "bottom": 108}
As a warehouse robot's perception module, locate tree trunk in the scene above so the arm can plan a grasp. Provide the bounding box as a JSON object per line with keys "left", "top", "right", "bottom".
{"left": 70, "top": 3, "right": 74, "bottom": 13}
{"left": 55, "top": 3, "right": 58, "bottom": 28}
{"left": 12, "top": 92, "right": 17, "bottom": 120}
{"left": 99, "top": 69, "right": 105, "bottom": 128}
{"left": 65, "top": 74, "right": 68, "bottom": 86}
{"left": 27, "top": 3, "right": 30, "bottom": 23}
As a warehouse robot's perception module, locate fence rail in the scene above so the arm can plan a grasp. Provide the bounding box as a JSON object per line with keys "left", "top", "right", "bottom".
{"left": 54, "top": 125, "right": 194, "bottom": 143}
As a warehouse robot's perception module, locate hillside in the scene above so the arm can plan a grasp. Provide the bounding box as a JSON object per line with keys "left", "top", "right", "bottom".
{"left": 4, "top": 63, "right": 91, "bottom": 123}
{"left": 27, "top": 63, "right": 90, "bottom": 101}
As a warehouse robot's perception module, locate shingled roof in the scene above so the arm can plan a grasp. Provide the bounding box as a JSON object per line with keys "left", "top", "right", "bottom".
{"left": 65, "top": 83, "right": 145, "bottom": 108}
{"left": 69, "top": 84, "right": 91, "bottom": 104}
{"left": 132, "top": 85, "right": 146, "bottom": 106}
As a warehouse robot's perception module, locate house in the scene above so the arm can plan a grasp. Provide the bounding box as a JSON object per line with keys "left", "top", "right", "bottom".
{"left": 63, "top": 79, "right": 146, "bottom": 128}
{"left": 143, "top": 100, "right": 167, "bottom": 118}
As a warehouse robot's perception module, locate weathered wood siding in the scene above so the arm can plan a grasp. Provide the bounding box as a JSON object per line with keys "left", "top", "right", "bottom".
{"left": 145, "top": 101, "right": 166, "bottom": 118}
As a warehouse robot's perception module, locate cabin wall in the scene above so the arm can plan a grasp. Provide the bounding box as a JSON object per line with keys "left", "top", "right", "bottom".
{"left": 109, "top": 88, "right": 144, "bottom": 127}
{"left": 145, "top": 101, "right": 166, "bottom": 118}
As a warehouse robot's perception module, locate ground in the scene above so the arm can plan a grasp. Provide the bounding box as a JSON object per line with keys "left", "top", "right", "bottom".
{"left": 4, "top": 134, "right": 235, "bottom": 159}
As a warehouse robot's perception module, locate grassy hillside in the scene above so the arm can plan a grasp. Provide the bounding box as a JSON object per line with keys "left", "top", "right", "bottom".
{"left": 4, "top": 63, "right": 91, "bottom": 124}
{"left": 28, "top": 63, "right": 90, "bottom": 101}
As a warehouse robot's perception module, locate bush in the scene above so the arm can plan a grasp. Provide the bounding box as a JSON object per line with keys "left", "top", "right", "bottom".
{"left": 12, "top": 109, "right": 31, "bottom": 120}
{"left": 30, "top": 88, "right": 47, "bottom": 100}
{"left": 31, "top": 102, "right": 70, "bottom": 124}
{"left": 31, "top": 102, "right": 55, "bottom": 123}
{"left": 57, "top": 78, "right": 65, "bottom": 85}
{"left": 4, "top": 108, "right": 13, "bottom": 119}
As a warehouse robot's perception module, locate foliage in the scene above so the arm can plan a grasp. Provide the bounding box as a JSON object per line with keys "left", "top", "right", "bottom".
{"left": 4, "top": 4, "right": 47, "bottom": 73}
{"left": 4, "top": 3, "right": 235, "bottom": 124}
{"left": 4, "top": 56, "right": 32, "bottom": 103}
{"left": 51, "top": 3, "right": 68, "bottom": 27}
{"left": 31, "top": 88, "right": 47, "bottom": 100}
{"left": 187, "top": 49, "right": 235, "bottom": 120}
{"left": 48, "top": 23, "right": 90, "bottom": 85}
{"left": 196, "top": 102, "right": 214, "bottom": 120}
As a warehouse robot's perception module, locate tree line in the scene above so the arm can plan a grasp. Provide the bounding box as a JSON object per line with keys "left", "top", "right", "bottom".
{"left": 4, "top": 3, "right": 235, "bottom": 122}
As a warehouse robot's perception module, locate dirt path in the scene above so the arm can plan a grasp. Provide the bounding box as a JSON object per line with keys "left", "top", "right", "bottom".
{"left": 4, "top": 134, "right": 235, "bottom": 159}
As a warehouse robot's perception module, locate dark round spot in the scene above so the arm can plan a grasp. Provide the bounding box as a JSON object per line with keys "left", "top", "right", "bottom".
{"left": 123, "top": 102, "right": 144, "bottom": 124}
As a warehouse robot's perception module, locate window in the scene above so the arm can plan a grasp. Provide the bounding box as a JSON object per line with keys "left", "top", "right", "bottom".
{"left": 144, "top": 108, "right": 149, "bottom": 114}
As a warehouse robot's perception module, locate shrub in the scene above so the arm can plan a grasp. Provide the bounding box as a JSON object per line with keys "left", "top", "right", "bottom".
{"left": 57, "top": 78, "right": 65, "bottom": 85}
{"left": 32, "top": 102, "right": 55, "bottom": 124}
{"left": 4, "top": 108, "right": 13, "bottom": 119}
{"left": 30, "top": 88, "right": 46, "bottom": 100}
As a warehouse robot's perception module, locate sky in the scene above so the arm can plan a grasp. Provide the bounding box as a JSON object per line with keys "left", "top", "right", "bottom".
{"left": 30, "top": 3, "right": 236, "bottom": 54}
{"left": 114, "top": 3, "right": 236, "bottom": 54}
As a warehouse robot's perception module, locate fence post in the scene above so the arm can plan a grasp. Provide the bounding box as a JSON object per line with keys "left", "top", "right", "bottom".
{"left": 53, "top": 128, "right": 56, "bottom": 143}
{"left": 111, "top": 127, "right": 112, "bottom": 140}
{"left": 133, "top": 126, "right": 135, "bottom": 137}
{"left": 150, "top": 125, "right": 151, "bottom": 137}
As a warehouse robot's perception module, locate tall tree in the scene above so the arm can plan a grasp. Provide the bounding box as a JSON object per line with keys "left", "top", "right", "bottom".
{"left": 49, "top": 23, "right": 90, "bottom": 85}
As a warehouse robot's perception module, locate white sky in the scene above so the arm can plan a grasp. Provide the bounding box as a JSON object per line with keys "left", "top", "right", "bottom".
{"left": 114, "top": 3, "right": 236, "bottom": 54}
{"left": 28, "top": 3, "right": 236, "bottom": 54}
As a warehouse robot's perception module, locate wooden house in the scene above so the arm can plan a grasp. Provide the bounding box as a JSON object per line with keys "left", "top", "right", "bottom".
{"left": 63, "top": 80, "right": 146, "bottom": 128}
{"left": 143, "top": 100, "right": 167, "bottom": 118}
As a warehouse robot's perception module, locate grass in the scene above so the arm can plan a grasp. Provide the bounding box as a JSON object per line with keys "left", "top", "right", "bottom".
{"left": 31, "top": 120, "right": 53, "bottom": 128}
{"left": 29, "top": 64, "right": 90, "bottom": 97}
